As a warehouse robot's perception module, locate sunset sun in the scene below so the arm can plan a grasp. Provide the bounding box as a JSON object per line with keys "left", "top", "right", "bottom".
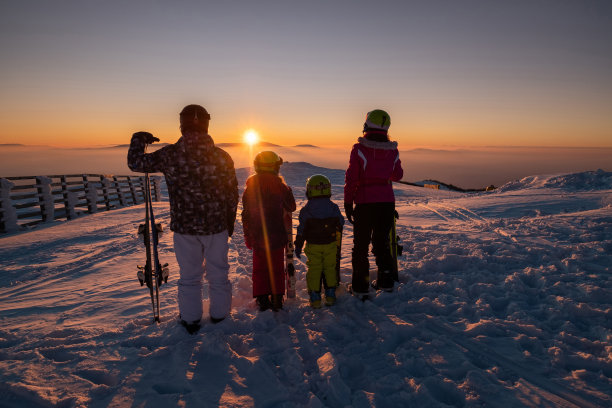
{"left": 243, "top": 129, "right": 259, "bottom": 146}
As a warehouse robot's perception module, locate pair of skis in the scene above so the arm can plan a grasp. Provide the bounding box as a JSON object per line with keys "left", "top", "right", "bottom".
{"left": 284, "top": 211, "right": 296, "bottom": 298}
{"left": 390, "top": 210, "right": 402, "bottom": 282}
{"left": 137, "top": 173, "right": 168, "bottom": 322}
{"left": 372, "top": 210, "right": 402, "bottom": 289}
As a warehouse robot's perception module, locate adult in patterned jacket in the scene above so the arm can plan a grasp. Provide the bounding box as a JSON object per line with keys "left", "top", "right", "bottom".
{"left": 127, "top": 104, "right": 238, "bottom": 334}
{"left": 344, "top": 109, "right": 403, "bottom": 299}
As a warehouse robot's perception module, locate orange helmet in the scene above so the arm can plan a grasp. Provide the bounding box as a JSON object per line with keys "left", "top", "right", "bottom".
{"left": 254, "top": 151, "right": 283, "bottom": 174}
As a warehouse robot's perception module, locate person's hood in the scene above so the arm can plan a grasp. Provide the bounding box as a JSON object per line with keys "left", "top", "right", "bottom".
{"left": 358, "top": 136, "right": 398, "bottom": 150}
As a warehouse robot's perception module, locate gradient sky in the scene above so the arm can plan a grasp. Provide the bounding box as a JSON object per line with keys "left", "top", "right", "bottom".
{"left": 1, "top": 0, "right": 611, "bottom": 148}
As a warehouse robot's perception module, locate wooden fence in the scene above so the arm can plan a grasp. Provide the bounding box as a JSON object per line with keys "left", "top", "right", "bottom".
{"left": 0, "top": 174, "right": 162, "bottom": 233}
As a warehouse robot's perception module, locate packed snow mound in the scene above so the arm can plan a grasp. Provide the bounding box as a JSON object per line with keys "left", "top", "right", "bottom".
{"left": 497, "top": 169, "right": 612, "bottom": 193}
{"left": 544, "top": 169, "right": 612, "bottom": 190}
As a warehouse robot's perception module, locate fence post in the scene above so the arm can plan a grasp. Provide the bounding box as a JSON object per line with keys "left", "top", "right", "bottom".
{"left": 66, "top": 190, "right": 78, "bottom": 219}
{"left": 60, "top": 175, "right": 72, "bottom": 220}
{"left": 151, "top": 176, "right": 162, "bottom": 201}
{"left": 36, "top": 176, "right": 54, "bottom": 223}
{"left": 60, "top": 175, "right": 76, "bottom": 220}
{"left": 84, "top": 175, "right": 98, "bottom": 213}
{"left": 128, "top": 176, "right": 138, "bottom": 204}
{"left": 100, "top": 175, "right": 111, "bottom": 211}
{"left": 0, "top": 178, "right": 18, "bottom": 232}
{"left": 113, "top": 176, "right": 125, "bottom": 206}
{"left": 140, "top": 176, "right": 146, "bottom": 202}
{"left": 135, "top": 176, "right": 143, "bottom": 203}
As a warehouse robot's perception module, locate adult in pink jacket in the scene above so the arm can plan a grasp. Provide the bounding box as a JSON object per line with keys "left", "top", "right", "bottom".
{"left": 344, "top": 109, "right": 403, "bottom": 298}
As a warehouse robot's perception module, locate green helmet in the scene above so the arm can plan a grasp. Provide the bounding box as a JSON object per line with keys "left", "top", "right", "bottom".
{"left": 364, "top": 109, "right": 391, "bottom": 131}
{"left": 306, "top": 174, "right": 332, "bottom": 199}
{"left": 254, "top": 151, "right": 283, "bottom": 174}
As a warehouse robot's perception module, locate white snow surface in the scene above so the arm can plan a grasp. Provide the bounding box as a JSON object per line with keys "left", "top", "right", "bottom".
{"left": 1, "top": 163, "right": 611, "bottom": 408}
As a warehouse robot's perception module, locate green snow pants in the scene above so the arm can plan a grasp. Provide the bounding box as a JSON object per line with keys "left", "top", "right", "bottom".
{"left": 305, "top": 241, "right": 338, "bottom": 292}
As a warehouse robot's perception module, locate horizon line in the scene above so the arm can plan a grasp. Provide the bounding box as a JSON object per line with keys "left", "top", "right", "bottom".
{"left": 2, "top": 142, "right": 612, "bottom": 150}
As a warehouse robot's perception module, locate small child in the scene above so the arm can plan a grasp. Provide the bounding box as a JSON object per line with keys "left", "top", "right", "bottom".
{"left": 294, "top": 175, "right": 345, "bottom": 308}
{"left": 242, "top": 151, "right": 296, "bottom": 311}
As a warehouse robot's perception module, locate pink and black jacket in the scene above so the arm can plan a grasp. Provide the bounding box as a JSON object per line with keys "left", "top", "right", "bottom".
{"left": 344, "top": 132, "right": 404, "bottom": 205}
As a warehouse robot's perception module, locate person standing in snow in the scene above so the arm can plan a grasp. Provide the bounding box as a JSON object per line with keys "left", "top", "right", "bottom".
{"left": 241, "top": 151, "right": 296, "bottom": 311}
{"left": 344, "top": 109, "right": 403, "bottom": 299}
{"left": 127, "top": 104, "right": 238, "bottom": 334}
{"left": 294, "top": 174, "right": 345, "bottom": 308}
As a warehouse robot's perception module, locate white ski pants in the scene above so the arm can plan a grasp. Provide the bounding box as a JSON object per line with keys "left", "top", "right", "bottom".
{"left": 173, "top": 231, "right": 232, "bottom": 323}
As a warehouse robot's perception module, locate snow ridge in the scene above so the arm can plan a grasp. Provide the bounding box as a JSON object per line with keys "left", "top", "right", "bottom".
{"left": 497, "top": 169, "right": 612, "bottom": 193}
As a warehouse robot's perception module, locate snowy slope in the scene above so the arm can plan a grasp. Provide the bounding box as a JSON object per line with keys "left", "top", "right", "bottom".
{"left": 0, "top": 165, "right": 610, "bottom": 408}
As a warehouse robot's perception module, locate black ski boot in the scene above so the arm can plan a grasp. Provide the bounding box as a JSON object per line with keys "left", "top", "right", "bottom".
{"left": 256, "top": 295, "right": 272, "bottom": 311}
{"left": 180, "top": 319, "right": 201, "bottom": 335}
{"left": 271, "top": 294, "right": 283, "bottom": 311}
{"left": 373, "top": 269, "right": 394, "bottom": 292}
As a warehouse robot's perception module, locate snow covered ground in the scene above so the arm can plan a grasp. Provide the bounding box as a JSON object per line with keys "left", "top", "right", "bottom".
{"left": 1, "top": 163, "right": 610, "bottom": 407}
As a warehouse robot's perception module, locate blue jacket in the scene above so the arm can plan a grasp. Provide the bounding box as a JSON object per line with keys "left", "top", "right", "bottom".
{"left": 296, "top": 197, "right": 344, "bottom": 246}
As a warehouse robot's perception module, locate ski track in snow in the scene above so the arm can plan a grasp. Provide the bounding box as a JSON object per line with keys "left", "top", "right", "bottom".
{"left": 0, "top": 164, "right": 611, "bottom": 407}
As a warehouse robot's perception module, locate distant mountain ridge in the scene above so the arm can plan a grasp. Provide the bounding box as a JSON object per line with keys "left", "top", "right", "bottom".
{"left": 107, "top": 141, "right": 285, "bottom": 149}
{"left": 217, "top": 141, "right": 281, "bottom": 148}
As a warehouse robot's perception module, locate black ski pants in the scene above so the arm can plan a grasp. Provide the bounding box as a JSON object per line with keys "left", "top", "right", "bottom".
{"left": 351, "top": 202, "right": 395, "bottom": 293}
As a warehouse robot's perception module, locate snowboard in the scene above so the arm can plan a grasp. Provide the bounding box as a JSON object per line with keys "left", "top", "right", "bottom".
{"left": 136, "top": 173, "right": 169, "bottom": 323}
{"left": 284, "top": 210, "right": 296, "bottom": 298}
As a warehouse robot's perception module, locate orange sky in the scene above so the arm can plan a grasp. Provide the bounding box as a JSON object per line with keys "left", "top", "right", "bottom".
{"left": 2, "top": 104, "right": 610, "bottom": 148}
{"left": 1, "top": 1, "right": 611, "bottom": 148}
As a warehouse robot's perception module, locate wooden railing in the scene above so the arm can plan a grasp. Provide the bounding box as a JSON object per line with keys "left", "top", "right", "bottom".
{"left": 0, "top": 174, "right": 162, "bottom": 233}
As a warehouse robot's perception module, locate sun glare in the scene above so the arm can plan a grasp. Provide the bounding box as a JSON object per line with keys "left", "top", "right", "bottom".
{"left": 243, "top": 129, "right": 259, "bottom": 146}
